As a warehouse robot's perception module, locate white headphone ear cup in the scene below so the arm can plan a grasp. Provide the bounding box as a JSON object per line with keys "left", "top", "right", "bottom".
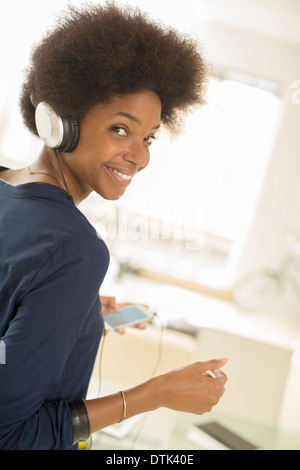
{"left": 35, "top": 102, "right": 64, "bottom": 148}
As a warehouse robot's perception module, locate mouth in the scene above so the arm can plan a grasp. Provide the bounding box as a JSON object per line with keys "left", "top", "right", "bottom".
{"left": 105, "top": 165, "right": 134, "bottom": 186}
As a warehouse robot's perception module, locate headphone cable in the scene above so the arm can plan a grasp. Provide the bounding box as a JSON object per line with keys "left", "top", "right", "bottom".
{"left": 94, "top": 313, "right": 164, "bottom": 450}
{"left": 53, "top": 148, "right": 74, "bottom": 203}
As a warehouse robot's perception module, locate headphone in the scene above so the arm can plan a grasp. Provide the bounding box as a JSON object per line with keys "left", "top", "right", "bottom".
{"left": 32, "top": 97, "right": 80, "bottom": 152}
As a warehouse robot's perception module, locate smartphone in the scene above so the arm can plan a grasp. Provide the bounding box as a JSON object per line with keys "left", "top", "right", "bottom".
{"left": 104, "top": 304, "right": 153, "bottom": 330}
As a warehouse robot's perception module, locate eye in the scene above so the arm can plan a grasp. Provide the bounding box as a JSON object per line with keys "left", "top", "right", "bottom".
{"left": 144, "top": 135, "right": 157, "bottom": 145}
{"left": 112, "top": 126, "right": 127, "bottom": 136}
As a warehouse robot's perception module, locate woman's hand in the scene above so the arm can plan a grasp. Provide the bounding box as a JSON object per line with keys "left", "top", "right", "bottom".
{"left": 100, "top": 296, "right": 147, "bottom": 333}
{"left": 86, "top": 357, "right": 228, "bottom": 433}
{"left": 100, "top": 295, "right": 127, "bottom": 315}
{"left": 154, "top": 358, "right": 228, "bottom": 415}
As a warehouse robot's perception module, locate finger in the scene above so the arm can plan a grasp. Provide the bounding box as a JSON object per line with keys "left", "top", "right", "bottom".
{"left": 117, "top": 302, "right": 131, "bottom": 309}
{"left": 140, "top": 303, "right": 150, "bottom": 309}
{"left": 101, "top": 297, "right": 119, "bottom": 314}
{"left": 202, "top": 368, "right": 228, "bottom": 382}
{"left": 212, "top": 368, "right": 226, "bottom": 377}
{"left": 214, "top": 370, "right": 227, "bottom": 384}
{"left": 202, "top": 370, "right": 217, "bottom": 378}
{"left": 133, "top": 323, "right": 147, "bottom": 330}
{"left": 201, "top": 358, "right": 228, "bottom": 372}
{"left": 115, "top": 327, "right": 125, "bottom": 335}
{"left": 215, "top": 375, "right": 227, "bottom": 387}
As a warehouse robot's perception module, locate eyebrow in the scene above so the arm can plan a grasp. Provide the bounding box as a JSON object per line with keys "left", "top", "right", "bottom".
{"left": 114, "top": 112, "right": 160, "bottom": 130}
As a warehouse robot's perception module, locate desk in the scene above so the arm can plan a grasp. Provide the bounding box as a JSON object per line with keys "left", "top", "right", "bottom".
{"left": 89, "top": 406, "right": 300, "bottom": 450}
{"left": 90, "top": 273, "right": 300, "bottom": 449}
{"left": 87, "top": 378, "right": 300, "bottom": 451}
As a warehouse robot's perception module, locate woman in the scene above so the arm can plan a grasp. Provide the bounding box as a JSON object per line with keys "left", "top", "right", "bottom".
{"left": 0, "top": 3, "right": 227, "bottom": 450}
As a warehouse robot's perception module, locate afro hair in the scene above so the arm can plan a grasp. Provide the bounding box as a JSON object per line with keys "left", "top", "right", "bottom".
{"left": 20, "top": 1, "right": 208, "bottom": 137}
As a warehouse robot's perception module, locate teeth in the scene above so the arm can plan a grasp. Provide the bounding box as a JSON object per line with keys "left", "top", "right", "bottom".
{"left": 109, "top": 167, "right": 132, "bottom": 180}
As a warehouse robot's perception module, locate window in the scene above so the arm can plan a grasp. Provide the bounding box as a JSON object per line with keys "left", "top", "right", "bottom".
{"left": 81, "top": 71, "right": 281, "bottom": 290}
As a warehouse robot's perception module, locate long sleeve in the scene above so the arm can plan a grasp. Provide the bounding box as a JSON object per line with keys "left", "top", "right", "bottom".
{"left": 0, "top": 234, "right": 109, "bottom": 449}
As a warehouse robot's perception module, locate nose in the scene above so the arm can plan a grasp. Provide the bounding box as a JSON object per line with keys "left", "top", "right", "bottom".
{"left": 123, "top": 140, "right": 149, "bottom": 170}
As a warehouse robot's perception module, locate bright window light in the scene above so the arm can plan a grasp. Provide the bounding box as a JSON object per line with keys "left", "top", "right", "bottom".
{"left": 104, "top": 73, "right": 281, "bottom": 286}
{"left": 123, "top": 75, "right": 280, "bottom": 240}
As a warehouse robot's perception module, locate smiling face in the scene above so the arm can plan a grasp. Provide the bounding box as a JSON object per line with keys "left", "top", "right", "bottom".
{"left": 63, "top": 90, "right": 161, "bottom": 201}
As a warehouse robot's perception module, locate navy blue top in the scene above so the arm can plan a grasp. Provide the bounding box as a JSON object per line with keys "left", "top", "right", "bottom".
{"left": 0, "top": 174, "right": 110, "bottom": 449}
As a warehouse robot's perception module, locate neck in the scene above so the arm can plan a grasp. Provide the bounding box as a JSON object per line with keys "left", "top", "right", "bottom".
{"left": 53, "top": 149, "right": 73, "bottom": 200}
{"left": 32, "top": 147, "right": 90, "bottom": 206}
